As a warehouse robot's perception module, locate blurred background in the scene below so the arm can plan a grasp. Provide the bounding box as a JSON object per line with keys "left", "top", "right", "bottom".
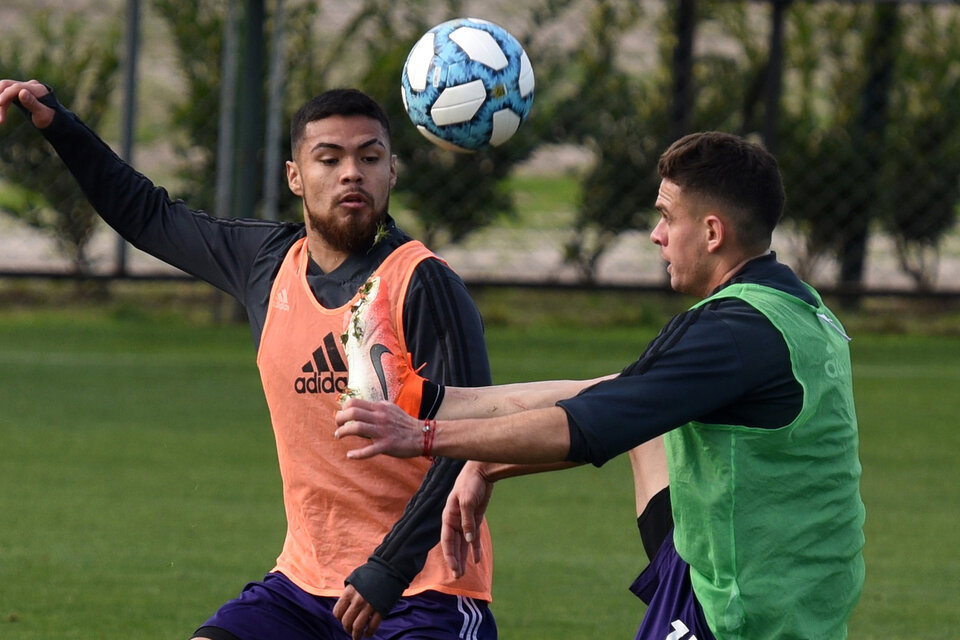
{"left": 2, "top": 3, "right": 959, "bottom": 638}
{"left": 1, "top": 0, "right": 959, "bottom": 302}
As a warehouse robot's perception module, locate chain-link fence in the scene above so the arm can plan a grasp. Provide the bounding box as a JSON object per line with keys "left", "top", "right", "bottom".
{"left": 2, "top": 0, "right": 959, "bottom": 295}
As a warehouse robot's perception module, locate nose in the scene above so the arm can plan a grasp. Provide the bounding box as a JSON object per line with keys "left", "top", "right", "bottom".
{"left": 340, "top": 156, "right": 363, "bottom": 184}
{"left": 650, "top": 218, "right": 665, "bottom": 246}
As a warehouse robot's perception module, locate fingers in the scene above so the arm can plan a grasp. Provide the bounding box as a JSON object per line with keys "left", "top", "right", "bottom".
{"left": 334, "top": 403, "right": 388, "bottom": 459}
{"left": 441, "top": 494, "right": 467, "bottom": 577}
{"left": 334, "top": 397, "right": 381, "bottom": 429}
{"left": 345, "top": 441, "right": 388, "bottom": 460}
{"left": 460, "top": 501, "right": 483, "bottom": 565}
{"left": 471, "top": 524, "right": 484, "bottom": 564}
{"left": 0, "top": 79, "right": 53, "bottom": 128}
{"left": 0, "top": 80, "right": 19, "bottom": 124}
{"left": 333, "top": 587, "right": 383, "bottom": 640}
{"left": 441, "top": 465, "right": 495, "bottom": 577}
{"left": 334, "top": 399, "right": 420, "bottom": 458}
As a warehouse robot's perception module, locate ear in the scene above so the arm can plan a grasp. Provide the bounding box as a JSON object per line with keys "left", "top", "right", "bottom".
{"left": 286, "top": 160, "right": 303, "bottom": 197}
{"left": 704, "top": 214, "right": 726, "bottom": 253}
{"left": 389, "top": 154, "right": 398, "bottom": 190}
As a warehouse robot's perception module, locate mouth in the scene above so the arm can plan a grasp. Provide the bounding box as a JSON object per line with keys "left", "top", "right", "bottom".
{"left": 339, "top": 191, "right": 370, "bottom": 209}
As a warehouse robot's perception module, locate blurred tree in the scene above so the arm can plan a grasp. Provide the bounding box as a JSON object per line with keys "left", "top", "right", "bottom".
{"left": 0, "top": 10, "right": 121, "bottom": 276}
{"left": 880, "top": 5, "right": 960, "bottom": 291}
{"left": 551, "top": 0, "right": 668, "bottom": 282}
{"left": 153, "top": 0, "right": 237, "bottom": 211}
{"left": 557, "top": 0, "right": 753, "bottom": 282}
{"left": 354, "top": 0, "right": 565, "bottom": 247}
{"left": 758, "top": 3, "right": 891, "bottom": 297}
{"left": 771, "top": 2, "right": 958, "bottom": 294}
{"left": 153, "top": 0, "right": 563, "bottom": 247}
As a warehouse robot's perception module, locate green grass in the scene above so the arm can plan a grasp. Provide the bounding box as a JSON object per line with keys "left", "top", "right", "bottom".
{"left": 0, "top": 301, "right": 958, "bottom": 638}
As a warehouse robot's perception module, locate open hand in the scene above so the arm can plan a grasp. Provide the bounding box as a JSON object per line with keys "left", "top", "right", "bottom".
{"left": 335, "top": 398, "right": 424, "bottom": 459}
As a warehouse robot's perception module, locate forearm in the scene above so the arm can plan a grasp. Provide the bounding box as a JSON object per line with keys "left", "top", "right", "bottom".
{"left": 432, "top": 406, "right": 572, "bottom": 464}
{"left": 436, "top": 376, "right": 611, "bottom": 420}
{"left": 38, "top": 91, "right": 270, "bottom": 295}
{"left": 471, "top": 459, "right": 580, "bottom": 483}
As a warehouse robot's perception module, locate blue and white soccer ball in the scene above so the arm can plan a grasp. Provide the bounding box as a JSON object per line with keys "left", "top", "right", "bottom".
{"left": 401, "top": 18, "right": 535, "bottom": 153}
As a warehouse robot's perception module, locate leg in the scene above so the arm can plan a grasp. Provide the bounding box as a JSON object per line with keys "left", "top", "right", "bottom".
{"left": 194, "top": 573, "right": 350, "bottom": 640}
{"left": 375, "top": 591, "right": 497, "bottom": 640}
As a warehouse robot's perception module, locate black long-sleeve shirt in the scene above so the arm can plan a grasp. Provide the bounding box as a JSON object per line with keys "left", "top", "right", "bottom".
{"left": 561, "top": 253, "right": 812, "bottom": 465}
{"left": 35, "top": 91, "right": 491, "bottom": 615}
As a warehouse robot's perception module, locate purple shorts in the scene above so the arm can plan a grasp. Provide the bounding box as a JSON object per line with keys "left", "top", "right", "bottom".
{"left": 630, "top": 531, "right": 715, "bottom": 640}
{"left": 195, "top": 572, "right": 496, "bottom": 640}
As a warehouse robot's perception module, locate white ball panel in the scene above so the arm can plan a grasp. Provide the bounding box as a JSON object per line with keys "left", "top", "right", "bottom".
{"left": 416, "top": 125, "right": 474, "bottom": 153}
{"left": 489, "top": 109, "right": 521, "bottom": 146}
{"left": 406, "top": 32, "right": 436, "bottom": 92}
{"left": 449, "top": 27, "right": 508, "bottom": 70}
{"left": 518, "top": 51, "right": 535, "bottom": 98}
{"left": 430, "top": 79, "right": 486, "bottom": 125}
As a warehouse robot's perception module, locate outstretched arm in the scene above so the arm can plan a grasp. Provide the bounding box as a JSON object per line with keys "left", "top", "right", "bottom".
{"left": 336, "top": 400, "right": 572, "bottom": 463}
{"left": 334, "top": 274, "right": 612, "bottom": 636}
{"left": 435, "top": 375, "right": 613, "bottom": 420}
{"left": 1, "top": 80, "right": 279, "bottom": 301}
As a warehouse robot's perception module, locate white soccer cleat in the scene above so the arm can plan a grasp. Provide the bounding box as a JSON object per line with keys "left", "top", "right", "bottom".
{"left": 340, "top": 276, "right": 427, "bottom": 417}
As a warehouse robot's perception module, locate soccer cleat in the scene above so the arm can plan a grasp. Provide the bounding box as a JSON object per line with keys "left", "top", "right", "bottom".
{"left": 340, "top": 276, "right": 426, "bottom": 417}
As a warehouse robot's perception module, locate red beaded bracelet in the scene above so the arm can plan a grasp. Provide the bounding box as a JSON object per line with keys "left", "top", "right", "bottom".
{"left": 422, "top": 419, "right": 436, "bottom": 460}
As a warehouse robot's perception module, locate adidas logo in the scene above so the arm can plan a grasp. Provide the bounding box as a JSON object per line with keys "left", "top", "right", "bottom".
{"left": 294, "top": 332, "right": 349, "bottom": 395}
{"left": 273, "top": 287, "right": 290, "bottom": 311}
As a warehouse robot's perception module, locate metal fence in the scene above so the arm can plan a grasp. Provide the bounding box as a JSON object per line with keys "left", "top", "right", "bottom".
{"left": 1, "top": 0, "right": 959, "bottom": 296}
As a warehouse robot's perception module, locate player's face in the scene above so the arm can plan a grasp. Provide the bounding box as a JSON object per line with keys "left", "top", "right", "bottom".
{"left": 286, "top": 115, "right": 397, "bottom": 253}
{"left": 650, "top": 179, "right": 714, "bottom": 297}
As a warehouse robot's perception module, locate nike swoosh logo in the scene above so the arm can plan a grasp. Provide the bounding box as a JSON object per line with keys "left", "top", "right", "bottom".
{"left": 370, "top": 343, "right": 392, "bottom": 400}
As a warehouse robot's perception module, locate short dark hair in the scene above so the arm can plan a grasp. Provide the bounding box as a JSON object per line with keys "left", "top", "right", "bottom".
{"left": 658, "top": 131, "right": 785, "bottom": 251}
{"left": 290, "top": 88, "right": 392, "bottom": 155}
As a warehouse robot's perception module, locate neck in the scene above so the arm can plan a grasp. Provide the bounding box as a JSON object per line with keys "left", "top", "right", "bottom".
{"left": 710, "top": 250, "right": 771, "bottom": 294}
{"left": 305, "top": 237, "right": 349, "bottom": 274}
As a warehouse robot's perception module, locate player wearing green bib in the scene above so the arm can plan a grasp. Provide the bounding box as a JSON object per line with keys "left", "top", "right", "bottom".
{"left": 335, "top": 131, "right": 866, "bottom": 638}
{"left": 670, "top": 283, "right": 864, "bottom": 637}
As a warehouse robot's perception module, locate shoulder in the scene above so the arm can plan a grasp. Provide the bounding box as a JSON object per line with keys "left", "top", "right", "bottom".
{"left": 251, "top": 222, "right": 306, "bottom": 265}
{"left": 625, "top": 299, "right": 775, "bottom": 377}
{"left": 408, "top": 254, "right": 469, "bottom": 294}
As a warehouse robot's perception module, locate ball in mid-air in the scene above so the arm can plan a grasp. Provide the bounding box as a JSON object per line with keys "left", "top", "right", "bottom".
{"left": 401, "top": 18, "right": 535, "bottom": 152}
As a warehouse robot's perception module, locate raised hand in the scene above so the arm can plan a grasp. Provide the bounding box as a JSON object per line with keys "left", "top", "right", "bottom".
{"left": 0, "top": 79, "right": 54, "bottom": 129}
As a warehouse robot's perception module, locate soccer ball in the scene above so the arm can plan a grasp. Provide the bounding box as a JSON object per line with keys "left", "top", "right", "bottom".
{"left": 401, "top": 18, "right": 535, "bottom": 153}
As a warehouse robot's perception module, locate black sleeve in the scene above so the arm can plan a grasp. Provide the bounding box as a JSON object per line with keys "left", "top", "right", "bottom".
{"left": 35, "top": 91, "right": 280, "bottom": 302}
{"left": 345, "top": 258, "right": 491, "bottom": 616}
{"left": 561, "top": 300, "right": 802, "bottom": 466}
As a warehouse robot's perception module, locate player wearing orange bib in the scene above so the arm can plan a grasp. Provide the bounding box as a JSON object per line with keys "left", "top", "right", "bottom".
{"left": 0, "top": 79, "right": 496, "bottom": 640}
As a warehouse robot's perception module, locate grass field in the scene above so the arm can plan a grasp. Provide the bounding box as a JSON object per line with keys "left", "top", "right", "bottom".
{"left": 0, "top": 294, "right": 958, "bottom": 639}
